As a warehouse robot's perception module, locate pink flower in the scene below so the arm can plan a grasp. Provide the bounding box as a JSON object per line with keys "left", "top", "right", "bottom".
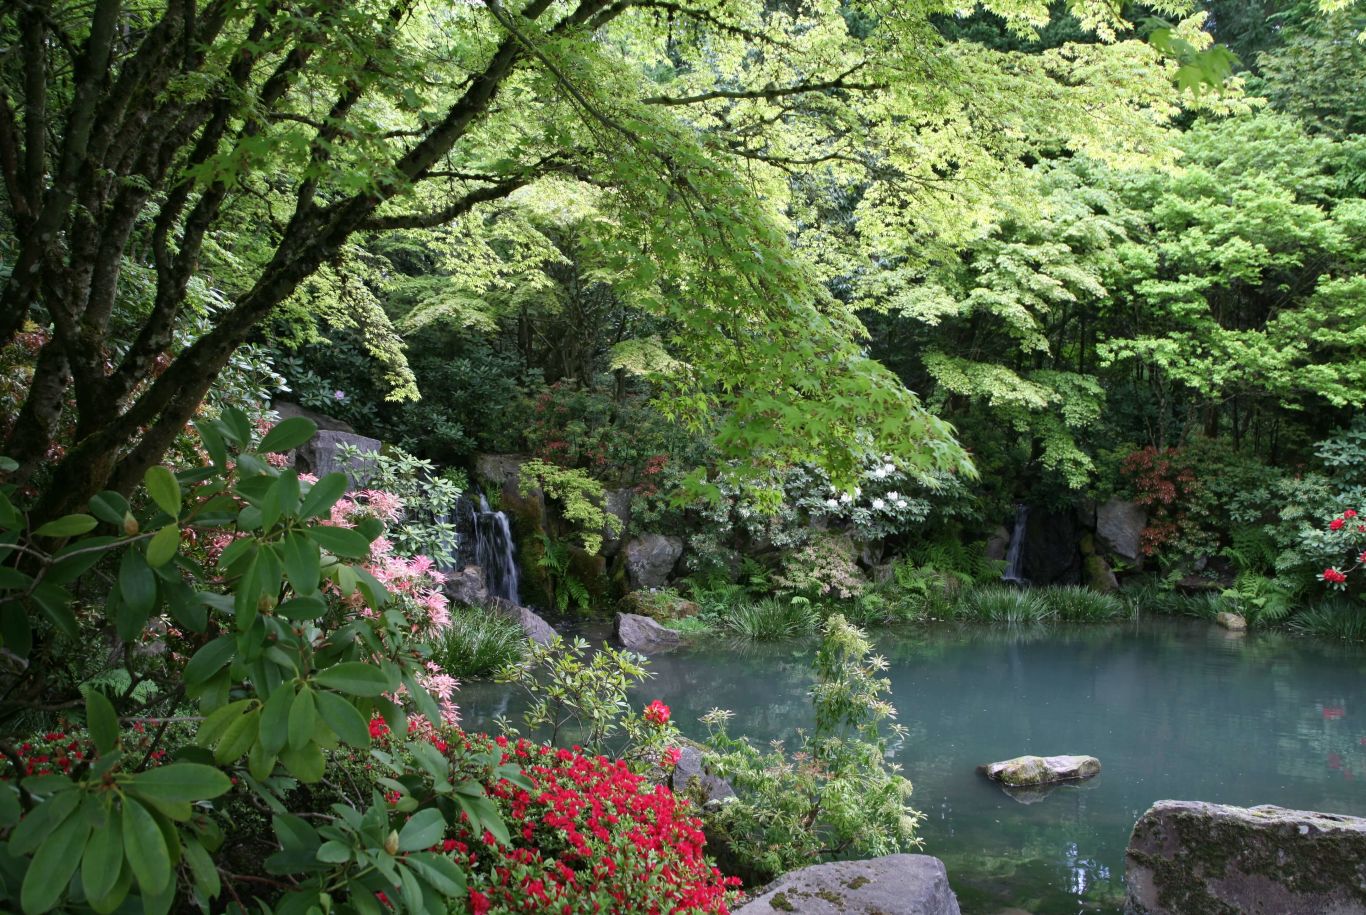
{"left": 663, "top": 746, "right": 682, "bottom": 768}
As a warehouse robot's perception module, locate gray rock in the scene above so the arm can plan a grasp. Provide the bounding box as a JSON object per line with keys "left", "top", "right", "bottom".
{"left": 444, "top": 565, "right": 489, "bottom": 607}
{"left": 736, "top": 855, "right": 961, "bottom": 915}
{"left": 1097, "top": 499, "right": 1146, "bottom": 563}
{"left": 623, "top": 534, "right": 683, "bottom": 589}
{"left": 614, "top": 612, "right": 680, "bottom": 654}
{"left": 473, "top": 453, "right": 544, "bottom": 521}
{"left": 980, "top": 755, "right": 1101, "bottom": 787}
{"left": 669, "top": 745, "right": 735, "bottom": 807}
{"left": 1215, "top": 611, "right": 1247, "bottom": 631}
{"left": 488, "top": 597, "right": 557, "bottom": 645}
{"left": 601, "top": 488, "right": 634, "bottom": 556}
{"left": 298, "top": 430, "right": 381, "bottom": 483}
{"left": 272, "top": 400, "right": 355, "bottom": 433}
{"left": 985, "top": 525, "right": 1011, "bottom": 563}
{"left": 1125, "top": 801, "right": 1366, "bottom": 915}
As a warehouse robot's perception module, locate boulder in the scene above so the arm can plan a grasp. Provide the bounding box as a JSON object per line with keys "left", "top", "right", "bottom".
{"left": 601, "top": 488, "right": 634, "bottom": 556}
{"left": 618, "top": 589, "right": 700, "bottom": 622}
{"left": 271, "top": 400, "right": 355, "bottom": 433}
{"left": 1097, "top": 499, "right": 1146, "bottom": 563}
{"left": 473, "top": 453, "right": 545, "bottom": 523}
{"left": 735, "top": 855, "right": 961, "bottom": 915}
{"left": 1124, "top": 801, "right": 1366, "bottom": 915}
{"left": 623, "top": 534, "right": 683, "bottom": 589}
{"left": 296, "top": 429, "right": 381, "bottom": 482}
{"left": 669, "top": 745, "right": 735, "bottom": 807}
{"left": 985, "top": 525, "right": 1011, "bottom": 563}
{"left": 979, "top": 755, "right": 1101, "bottom": 787}
{"left": 444, "top": 565, "right": 489, "bottom": 606}
{"left": 614, "top": 612, "right": 681, "bottom": 654}
{"left": 488, "top": 597, "right": 557, "bottom": 645}
{"left": 1215, "top": 611, "right": 1247, "bottom": 631}
{"left": 1022, "top": 508, "right": 1083, "bottom": 585}
{"left": 1084, "top": 554, "right": 1120, "bottom": 593}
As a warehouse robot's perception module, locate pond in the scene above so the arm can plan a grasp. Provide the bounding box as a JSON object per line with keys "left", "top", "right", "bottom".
{"left": 456, "top": 618, "right": 1366, "bottom": 914}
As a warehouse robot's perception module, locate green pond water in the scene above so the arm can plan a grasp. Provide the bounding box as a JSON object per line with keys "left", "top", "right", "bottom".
{"left": 456, "top": 618, "right": 1366, "bottom": 914}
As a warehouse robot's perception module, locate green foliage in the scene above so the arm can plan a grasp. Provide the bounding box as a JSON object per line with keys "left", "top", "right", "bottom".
{"left": 702, "top": 615, "right": 921, "bottom": 882}
{"left": 431, "top": 608, "right": 528, "bottom": 680}
{"left": 719, "top": 597, "right": 821, "bottom": 642}
{"left": 1287, "top": 597, "right": 1366, "bottom": 640}
{"left": 338, "top": 443, "right": 463, "bottom": 566}
{"left": 519, "top": 461, "right": 620, "bottom": 556}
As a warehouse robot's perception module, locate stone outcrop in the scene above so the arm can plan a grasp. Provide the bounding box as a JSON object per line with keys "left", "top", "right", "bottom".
{"left": 1124, "top": 801, "right": 1366, "bottom": 915}
{"left": 1084, "top": 554, "right": 1120, "bottom": 592}
{"left": 1022, "top": 509, "right": 1084, "bottom": 585}
{"left": 1215, "top": 611, "right": 1247, "bottom": 631}
{"left": 985, "top": 525, "right": 1011, "bottom": 563}
{"left": 272, "top": 400, "right": 355, "bottom": 433}
{"left": 1097, "top": 499, "right": 1146, "bottom": 563}
{"left": 295, "top": 429, "right": 381, "bottom": 482}
{"left": 979, "top": 755, "right": 1101, "bottom": 787}
{"left": 601, "top": 488, "right": 634, "bottom": 556}
{"left": 488, "top": 598, "right": 557, "bottom": 645}
{"left": 622, "top": 534, "right": 683, "bottom": 589}
{"left": 614, "top": 612, "right": 681, "bottom": 654}
{"left": 669, "top": 745, "right": 735, "bottom": 807}
{"left": 618, "top": 589, "right": 700, "bottom": 622}
{"left": 735, "top": 855, "right": 961, "bottom": 915}
{"left": 444, "top": 565, "right": 489, "bottom": 606}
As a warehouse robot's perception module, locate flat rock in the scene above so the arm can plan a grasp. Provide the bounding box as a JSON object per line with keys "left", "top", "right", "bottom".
{"left": 614, "top": 612, "right": 680, "bottom": 654}
{"left": 1215, "top": 611, "right": 1247, "bottom": 631}
{"left": 488, "top": 598, "right": 557, "bottom": 645}
{"left": 735, "top": 855, "right": 961, "bottom": 915}
{"left": 979, "top": 755, "right": 1101, "bottom": 787}
{"left": 1125, "top": 800, "right": 1366, "bottom": 915}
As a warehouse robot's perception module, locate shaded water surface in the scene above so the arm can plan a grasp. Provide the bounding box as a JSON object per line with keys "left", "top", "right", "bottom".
{"left": 457, "top": 619, "right": 1366, "bottom": 914}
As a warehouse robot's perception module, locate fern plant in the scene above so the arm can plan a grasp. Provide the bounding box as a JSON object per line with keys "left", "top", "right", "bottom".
{"left": 536, "top": 531, "right": 592, "bottom": 613}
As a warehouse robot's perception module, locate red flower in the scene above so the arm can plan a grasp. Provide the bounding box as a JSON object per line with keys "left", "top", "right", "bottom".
{"left": 1345, "top": 510, "right": 1359, "bottom": 519}
{"left": 1323, "top": 707, "right": 1346, "bottom": 720}
{"left": 469, "top": 889, "right": 491, "bottom": 915}
{"left": 644, "top": 700, "right": 671, "bottom": 726}
{"left": 663, "top": 746, "right": 682, "bottom": 768}
{"left": 1324, "top": 568, "right": 1348, "bottom": 584}
{"left": 369, "top": 717, "right": 390, "bottom": 738}
{"left": 1330, "top": 518, "right": 1346, "bottom": 531}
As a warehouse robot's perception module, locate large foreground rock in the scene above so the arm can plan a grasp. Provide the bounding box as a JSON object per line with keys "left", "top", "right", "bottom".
{"left": 614, "top": 612, "right": 680, "bottom": 653}
{"left": 1125, "top": 801, "right": 1366, "bottom": 915}
{"left": 736, "top": 855, "right": 960, "bottom": 914}
{"left": 488, "top": 598, "right": 557, "bottom": 645}
{"left": 980, "top": 755, "right": 1100, "bottom": 787}
{"left": 623, "top": 534, "right": 683, "bottom": 589}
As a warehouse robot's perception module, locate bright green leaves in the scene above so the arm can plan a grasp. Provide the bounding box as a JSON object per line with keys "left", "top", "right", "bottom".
{"left": 128, "top": 764, "right": 232, "bottom": 804}
{"left": 33, "top": 514, "right": 98, "bottom": 538}
{"left": 143, "top": 466, "right": 181, "bottom": 518}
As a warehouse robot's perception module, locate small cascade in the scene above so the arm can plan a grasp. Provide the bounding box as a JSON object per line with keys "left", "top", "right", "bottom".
{"left": 1001, "top": 504, "right": 1030, "bottom": 585}
{"left": 474, "top": 494, "right": 520, "bottom": 605}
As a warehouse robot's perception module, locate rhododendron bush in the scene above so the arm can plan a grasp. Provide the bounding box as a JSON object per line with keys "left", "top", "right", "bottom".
{"left": 1318, "top": 508, "right": 1366, "bottom": 591}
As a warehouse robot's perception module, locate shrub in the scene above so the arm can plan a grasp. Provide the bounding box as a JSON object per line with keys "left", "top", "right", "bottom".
{"left": 702, "top": 615, "right": 921, "bottom": 882}
{"left": 434, "top": 608, "right": 528, "bottom": 678}
{"left": 443, "top": 733, "right": 739, "bottom": 914}
{"left": 774, "top": 533, "right": 866, "bottom": 600}
{"left": 720, "top": 597, "right": 820, "bottom": 641}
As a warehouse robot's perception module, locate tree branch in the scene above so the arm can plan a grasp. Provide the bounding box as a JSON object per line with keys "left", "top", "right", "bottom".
{"left": 642, "top": 65, "right": 883, "bottom": 106}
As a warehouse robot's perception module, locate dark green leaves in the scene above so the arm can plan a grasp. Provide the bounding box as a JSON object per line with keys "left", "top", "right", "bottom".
{"left": 258, "top": 417, "right": 317, "bottom": 454}
{"left": 33, "top": 514, "right": 97, "bottom": 538}
{"left": 116, "top": 549, "right": 156, "bottom": 639}
{"left": 313, "top": 663, "right": 394, "bottom": 697}
{"left": 21, "top": 797, "right": 92, "bottom": 914}
{"left": 298, "top": 472, "right": 348, "bottom": 519}
{"left": 145, "top": 524, "right": 180, "bottom": 567}
{"left": 307, "top": 524, "right": 372, "bottom": 559}
{"left": 396, "top": 808, "right": 446, "bottom": 852}
{"left": 128, "top": 763, "right": 232, "bottom": 802}
{"left": 85, "top": 689, "right": 119, "bottom": 756}
{"left": 121, "top": 797, "right": 171, "bottom": 896}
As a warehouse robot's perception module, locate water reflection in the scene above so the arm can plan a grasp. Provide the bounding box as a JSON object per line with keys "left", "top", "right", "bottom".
{"left": 456, "top": 618, "right": 1366, "bottom": 914}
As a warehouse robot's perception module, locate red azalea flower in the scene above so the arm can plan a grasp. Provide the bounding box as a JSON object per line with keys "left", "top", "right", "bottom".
{"left": 1345, "top": 509, "right": 1359, "bottom": 519}
{"left": 1324, "top": 568, "right": 1348, "bottom": 584}
{"left": 644, "top": 700, "right": 671, "bottom": 726}
{"left": 663, "top": 746, "right": 682, "bottom": 768}
{"left": 1330, "top": 518, "right": 1346, "bottom": 531}
{"left": 469, "top": 889, "right": 491, "bottom": 915}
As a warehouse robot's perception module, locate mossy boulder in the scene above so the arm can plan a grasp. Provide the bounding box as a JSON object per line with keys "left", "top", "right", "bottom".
{"left": 1124, "top": 801, "right": 1366, "bottom": 914}
{"left": 979, "top": 754, "right": 1101, "bottom": 787}
{"left": 735, "top": 855, "right": 961, "bottom": 914}
{"left": 1215, "top": 611, "right": 1247, "bottom": 631}
{"left": 1084, "top": 554, "right": 1120, "bottom": 592}
{"left": 618, "top": 589, "right": 700, "bottom": 622}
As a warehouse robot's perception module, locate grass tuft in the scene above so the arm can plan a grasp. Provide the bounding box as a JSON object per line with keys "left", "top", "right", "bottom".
{"left": 432, "top": 606, "right": 529, "bottom": 678}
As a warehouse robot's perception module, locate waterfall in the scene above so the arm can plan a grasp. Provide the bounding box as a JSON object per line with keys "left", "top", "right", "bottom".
{"left": 474, "top": 494, "right": 520, "bottom": 605}
{"left": 1001, "top": 504, "right": 1029, "bottom": 585}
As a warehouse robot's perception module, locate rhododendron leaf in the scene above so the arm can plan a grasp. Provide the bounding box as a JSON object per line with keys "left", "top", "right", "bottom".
{"left": 143, "top": 466, "right": 181, "bottom": 518}
{"left": 116, "top": 550, "right": 156, "bottom": 639}
{"left": 130, "top": 764, "right": 232, "bottom": 803}
{"left": 314, "top": 662, "right": 393, "bottom": 696}
{"left": 184, "top": 637, "right": 236, "bottom": 687}
{"left": 288, "top": 688, "right": 317, "bottom": 751}
{"left": 258, "top": 417, "right": 317, "bottom": 454}
{"left": 396, "top": 808, "right": 446, "bottom": 852}
{"left": 355, "top": 516, "right": 384, "bottom": 542}
{"left": 81, "top": 807, "right": 123, "bottom": 903}
{"left": 31, "top": 582, "right": 78, "bottom": 639}
{"left": 307, "top": 525, "right": 371, "bottom": 559}
{"left": 86, "top": 689, "right": 119, "bottom": 756}
{"left": 279, "top": 742, "right": 325, "bottom": 783}
{"left": 455, "top": 794, "right": 507, "bottom": 846}
{"left": 21, "top": 796, "right": 92, "bottom": 914}
{"left": 259, "top": 684, "right": 295, "bottom": 756}
{"left": 145, "top": 524, "right": 180, "bottom": 568}
{"left": 122, "top": 797, "right": 171, "bottom": 895}
{"left": 316, "top": 840, "right": 350, "bottom": 864}
{"left": 298, "top": 472, "right": 348, "bottom": 520}
{"left": 248, "top": 739, "right": 277, "bottom": 782}
{"left": 406, "top": 853, "right": 466, "bottom": 896}
{"left": 401, "top": 673, "right": 441, "bottom": 728}
{"left": 213, "top": 707, "right": 260, "bottom": 764}
{"left": 88, "top": 491, "right": 130, "bottom": 526}
{"left": 34, "top": 513, "right": 98, "bottom": 538}
{"left": 316, "top": 691, "right": 370, "bottom": 748}
{"left": 275, "top": 595, "right": 327, "bottom": 621}
{"left": 280, "top": 533, "right": 321, "bottom": 596}
{"left": 8, "top": 785, "right": 79, "bottom": 856}
{"left": 182, "top": 837, "right": 220, "bottom": 902}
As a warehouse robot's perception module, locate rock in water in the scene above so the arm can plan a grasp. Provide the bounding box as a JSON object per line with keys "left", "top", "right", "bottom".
{"left": 614, "top": 612, "right": 680, "bottom": 654}
{"left": 1125, "top": 801, "right": 1366, "bottom": 915}
{"left": 735, "top": 855, "right": 961, "bottom": 915}
{"left": 1215, "top": 611, "right": 1247, "bottom": 631}
{"left": 980, "top": 755, "right": 1101, "bottom": 786}
{"left": 487, "top": 598, "right": 557, "bottom": 645}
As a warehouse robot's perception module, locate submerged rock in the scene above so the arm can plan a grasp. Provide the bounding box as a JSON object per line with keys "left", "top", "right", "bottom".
{"left": 979, "top": 755, "right": 1101, "bottom": 787}
{"left": 488, "top": 597, "right": 557, "bottom": 645}
{"left": 1124, "top": 800, "right": 1366, "bottom": 915}
{"left": 1215, "top": 611, "right": 1247, "bottom": 631}
{"left": 614, "top": 612, "right": 680, "bottom": 654}
{"left": 735, "top": 855, "right": 961, "bottom": 914}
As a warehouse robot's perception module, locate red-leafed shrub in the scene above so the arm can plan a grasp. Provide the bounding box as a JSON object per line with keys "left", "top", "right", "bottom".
{"left": 1120, "top": 446, "right": 1202, "bottom": 556}
{"left": 443, "top": 733, "right": 739, "bottom": 915}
